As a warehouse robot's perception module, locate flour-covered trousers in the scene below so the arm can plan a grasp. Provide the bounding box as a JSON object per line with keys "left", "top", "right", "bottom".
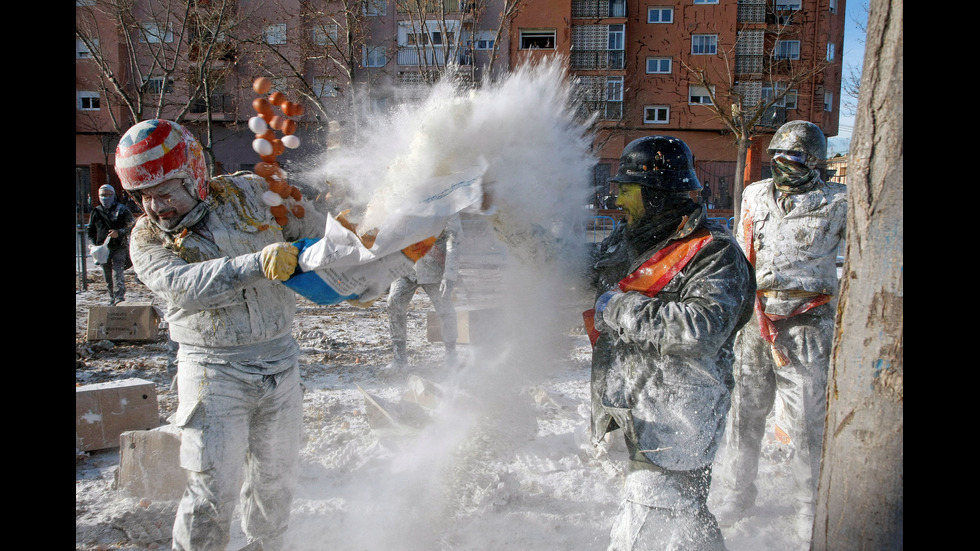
{"left": 608, "top": 460, "right": 725, "bottom": 551}
{"left": 171, "top": 353, "right": 303, "bottom": 551}
{"left": 387, "top": 276, "right": 458, "bottom": 345}
{"left": 720, "top": 305, "right": 834, "bottom": 514}
{"left": 101, "top": 246, "right": 128, "bottom": 302}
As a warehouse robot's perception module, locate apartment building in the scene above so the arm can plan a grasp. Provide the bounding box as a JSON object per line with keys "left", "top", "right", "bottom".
{"left": 76, "top": 0, "right": 844, "bottom": 217}
{"left": 510, "top": 0, "right": 845, "bottom": 213}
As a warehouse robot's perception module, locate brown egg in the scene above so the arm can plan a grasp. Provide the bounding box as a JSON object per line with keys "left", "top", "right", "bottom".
{"left": 291, "top": 204, "right": 305, "bottom": 218}
{"left": 272, "top": 139, "right": 285, "bottom": 156}
{"left": 256, "top": 129, "right": 276, "bottom": 142}
{"left": 282, "top": 119, "right": 297, "bottom": 136}
{"left": 290, "top": 103, "right": 305, "bottom": 116}
{"left": 260, "top": 153, "right": 278, "bottom": 163}
{"left": 289, "top": 186, "right": 302, "bottom": 200}
{"left": 269, "top": 91, "right": 286, "bottom": 106}
{"left": 253, "top": 77, "right": 272, "bottom": 94}
{"left": 254, "top": 162, "right": 280, "bottom": 178}
{"left": 269, "top": 115, "right": 285, "bottom": 131}
{"left": 252, "top": 97, "right": 273, "bottom": 116}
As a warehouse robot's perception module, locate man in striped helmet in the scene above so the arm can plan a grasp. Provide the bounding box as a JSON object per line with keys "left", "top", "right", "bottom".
{"left": 116, "top": 119, "right": 325, "bottom": 551}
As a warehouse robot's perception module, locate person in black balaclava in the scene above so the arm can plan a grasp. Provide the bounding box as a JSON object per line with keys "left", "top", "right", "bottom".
{"left": 87, "top": 184, "right": 135, "bottom": 305}
{"left": 585, "top": 136, "right": 756, "bottom": 550}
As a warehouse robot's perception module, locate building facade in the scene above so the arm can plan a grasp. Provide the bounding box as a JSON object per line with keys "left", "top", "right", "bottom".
{"left": 76, "top": 0, "right": 844, "bottom": 218}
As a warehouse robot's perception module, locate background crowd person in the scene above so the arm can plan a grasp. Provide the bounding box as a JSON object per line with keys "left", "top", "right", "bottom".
{"left": 386, "top": 213, "right": 463, "bottom": 369}
{"left": 586, "top": 136, "right": 756, "bottom": 550}
{"left": 716, "top": 120, "right": 847, "bottom": 540}
{"left": 87, "top": 183, "right": 136, "bottom": 305}
{"left": 117, "top": 119, "right": 326, "bottom": 551}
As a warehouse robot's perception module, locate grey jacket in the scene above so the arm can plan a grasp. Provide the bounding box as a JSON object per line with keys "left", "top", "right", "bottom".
{"left": 130, "top": 172, "right": 325, "bottom": 354}
{"left": 590, "top": 207, "right": 756, "bottom": 471}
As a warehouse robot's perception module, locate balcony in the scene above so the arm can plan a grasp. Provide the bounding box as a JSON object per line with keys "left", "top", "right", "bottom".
{"left": 570, "top": 49, "right": 625, "bottom": 70}
{"left": 736, "top": 55, "right": 764, "bottom": 75}
{"left": 397, "top": 46, "right": 448, "bottom": 66}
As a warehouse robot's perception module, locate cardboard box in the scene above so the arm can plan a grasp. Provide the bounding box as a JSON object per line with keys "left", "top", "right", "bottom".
{"left": 116, "top": 425, "right": 185, "bottom": 500}
{"left": 76, "top": 378, "right": 160, "bottom": 452}
{"left": 87, "top": 303, "right": 163, "bottom": 341}
{"left": 426, "top": 307, "right": 501, "bottom": 344}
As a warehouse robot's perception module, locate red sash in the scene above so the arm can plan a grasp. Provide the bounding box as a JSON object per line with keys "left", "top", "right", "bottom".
{"left": 584, "top": 228, "right": 713, "bottom": 347}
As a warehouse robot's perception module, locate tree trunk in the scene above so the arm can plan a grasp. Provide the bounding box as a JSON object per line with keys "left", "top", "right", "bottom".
{"left": 812, "top": 0, "right": 903, "bottom": 549}
{"left": 731, "top": 136, "right": 749, "bottom": 228}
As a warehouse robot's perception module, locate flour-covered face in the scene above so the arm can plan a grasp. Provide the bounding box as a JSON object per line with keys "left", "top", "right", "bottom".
{"left": 140, "top": 178, "right": 200, "bottom": 231}
{"left": 616, "top": 183, "right": 646, "bottom": 227}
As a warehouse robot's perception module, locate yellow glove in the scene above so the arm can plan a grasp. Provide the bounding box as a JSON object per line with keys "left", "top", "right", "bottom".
{"left": 260, "top": 242, "right": 299, "bottom": 281}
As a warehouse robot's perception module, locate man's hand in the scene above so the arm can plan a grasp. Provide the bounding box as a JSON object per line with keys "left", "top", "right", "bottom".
{"left": 594, "top": 289, "right": 623, "bottom": 331}
{"left": 439, "top": 277, "right": 456, "bottom": 298}
{"left": 260, "top": 242, "right": 299, "bottom": 281}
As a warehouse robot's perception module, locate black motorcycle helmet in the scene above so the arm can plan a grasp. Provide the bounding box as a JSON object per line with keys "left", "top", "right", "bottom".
{"left": 609, "top": 136, "right": 702, "bottom": 193}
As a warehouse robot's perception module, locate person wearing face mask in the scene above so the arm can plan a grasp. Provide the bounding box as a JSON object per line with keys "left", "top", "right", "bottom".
{"left": 716, "top": 120, "right": 847, "bottom": 540}
{"left": 116, "top": 119, "right": 327, "bottom": 551}
{"left": 87, "top": 183, "right": 136, "bottom": 305}
{"left": 585, "top": 136, "right": 756, "bottom": 550}
{"left": 385, "top": 212, "right": 463, "bottom": 369}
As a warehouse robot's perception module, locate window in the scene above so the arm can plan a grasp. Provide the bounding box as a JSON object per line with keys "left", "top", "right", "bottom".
{"left": 364, "top": 0, "right": 386, "bottom": 16}
{"left": 824, "top": 92, "right": 833, "bottom": 111}
{"left": 78, "top": 91, "right": 100, "bottom": 111}
{"left": 364, "top": 45, "right": 386, "bottom": 67}
{"left": 644, "top": 105, "right": 670, "bottom": 124}
{"left": 646, "top": 57, "right": 671, "bottom": 74}
{"left": 694, "top": 0, "right": 718, "bottom": 4}
{"left": 76, "top": 38, "right": 96, "bottom": 59}
{"left": 647, "top": 7, "right": 674, "bottom": 23}
{"left": 692, "top": 35, "right": 717, "bottom": 55}
{"left": 520, "top": 29, "right": 555, "bottom": 49}
{"left": 830, "top": 0, "right": 838, "bottom": 13}
{"left": 140, "top": 22, "right": 174, "bottom": 44}
{"left": 763, "top": 85, "right": 798, "bottom": 109}
{"left": 313, "top": 77, "right": 339, "bottom": 97}
{"left": 609, "top": 0, "right": 626, "bottom": 17}
{"left": 144, "top": 77, "right": 174, "bottom": 95}
{"left": 473, "top": 30, "right": 495, "bottom": 50}
{"left": 606, "top": 76, "right": 623, "bottom": 119}
{"left": 774, "top": 40, "right": 800, "bottom": 60}
{"left": 775, "top": 0, "right": 802, "bottom": 10}
{"left": 264, "top": 24, "right": 287, "bottom": 45}
{"left": 826, "top": 42, "right": 835, "bottom": 61}
{"left": 313, "top": 24, "right": 339, "bottom": 46}
{"left": 689, "top": 85, "right": 713, "bottom": 105}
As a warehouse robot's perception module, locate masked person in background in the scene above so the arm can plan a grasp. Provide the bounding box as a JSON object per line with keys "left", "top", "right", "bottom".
{"left": 88, "top": 184, "right": 136, "bottom": 305}
{"left": 386, "top": 213, "right": 463, "bottom": 369}
{"left": 716, "top": 121, "right": 847, "bottom": 540}
{"left": 117, "top": 119, "right": 326, "bottom": 551}
{"left": 586, "top": 136, "right": 755, "bottom": 550}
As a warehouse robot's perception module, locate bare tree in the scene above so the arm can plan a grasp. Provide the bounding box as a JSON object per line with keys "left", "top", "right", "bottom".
{"left": 76, "top": 0, "right": 254, "bottom": 175}
{"left": 679, "top": 7, "right": 835, "bottom": 225}
{"left": 812, "top": 0, "right": 903, "bottom": 547}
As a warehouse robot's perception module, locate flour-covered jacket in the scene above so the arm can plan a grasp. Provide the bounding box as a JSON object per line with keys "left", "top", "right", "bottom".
{"left": 130, "top": 172, "right": 325, "bottom": 358}
{"left": 412, "top": 213, "right": 462, "bottom": 284}
{"left": 590, "top": 208, "right": 755, "bottom": 471}
{"left": 739, "top": 177, "right": 846, "bottom": 315}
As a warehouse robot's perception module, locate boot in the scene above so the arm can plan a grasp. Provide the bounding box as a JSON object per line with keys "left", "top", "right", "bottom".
{"left": 387, "top": 339, "right": 408, "bottom": 369}
{"left": 444, "top": 343, "right": 458, "bottom": 368}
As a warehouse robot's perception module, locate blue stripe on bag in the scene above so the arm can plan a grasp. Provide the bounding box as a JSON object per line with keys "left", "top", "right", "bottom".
{"left": 282, "top": 238, "right": 359, "bottom": 305}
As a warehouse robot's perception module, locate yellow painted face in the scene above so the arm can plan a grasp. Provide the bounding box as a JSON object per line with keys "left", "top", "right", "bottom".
{"left": 616, "top": 183, "right": 645, "bottom": 227}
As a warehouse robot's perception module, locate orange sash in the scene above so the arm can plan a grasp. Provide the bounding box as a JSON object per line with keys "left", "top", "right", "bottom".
{"left": 584, "top": 228, "right": 713, "bottom": 347}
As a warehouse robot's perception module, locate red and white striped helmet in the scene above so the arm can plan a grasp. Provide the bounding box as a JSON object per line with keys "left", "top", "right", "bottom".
{"left": 115, "top": 120, "right": 208, "bottom": 200}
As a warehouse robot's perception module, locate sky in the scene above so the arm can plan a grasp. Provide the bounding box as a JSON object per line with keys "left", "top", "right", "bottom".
{"left": 826, "top": 0, "right": 870, "bottom": 156}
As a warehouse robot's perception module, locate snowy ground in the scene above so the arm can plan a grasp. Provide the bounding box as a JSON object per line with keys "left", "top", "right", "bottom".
{"left": 76, "top": 254, "right": 810, "bottom": 551}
